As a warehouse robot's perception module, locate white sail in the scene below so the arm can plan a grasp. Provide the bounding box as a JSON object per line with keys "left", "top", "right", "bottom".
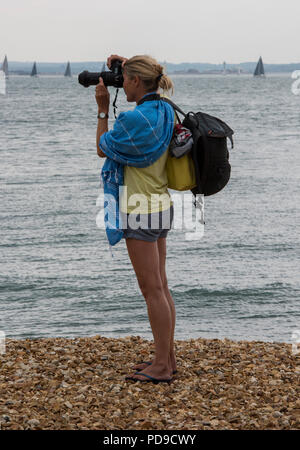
{"left": 2, "top": 55, "right": 8, "bottom": 78}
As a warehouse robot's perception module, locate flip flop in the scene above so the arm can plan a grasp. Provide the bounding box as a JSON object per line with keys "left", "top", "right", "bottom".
{"left": 125, "top": 371, "right": 173, "bottom": 384}
{"left": 133, "top": 361, "right": 177, "bottom": 374}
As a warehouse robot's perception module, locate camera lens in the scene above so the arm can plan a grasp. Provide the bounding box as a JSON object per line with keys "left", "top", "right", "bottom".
{"left": 78, "top": 61, "right": 124, "bottom": 88}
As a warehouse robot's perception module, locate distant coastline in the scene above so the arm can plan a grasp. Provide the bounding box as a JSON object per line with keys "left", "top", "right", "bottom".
{"left": 4, "top": 60, "right": 300, "bottom": 76}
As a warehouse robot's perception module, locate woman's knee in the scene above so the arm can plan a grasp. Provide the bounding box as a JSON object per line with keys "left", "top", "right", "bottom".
{"left": 138, "top": 275, "right": 165, "bottom": 299}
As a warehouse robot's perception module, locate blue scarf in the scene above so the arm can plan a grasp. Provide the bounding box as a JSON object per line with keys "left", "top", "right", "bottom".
{"left": 99, "top": 93, "right": 174, "bottom": 251}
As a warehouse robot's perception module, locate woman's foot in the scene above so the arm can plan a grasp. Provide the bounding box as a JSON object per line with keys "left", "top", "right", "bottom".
{"left": 132, "top": 361, "right": 152, "bottom": 372}
{"left": 132, "top": 356, "right": 177, "bottom": 374}
{"left": 127, "top": 362, "right": 173, "bottom": 382}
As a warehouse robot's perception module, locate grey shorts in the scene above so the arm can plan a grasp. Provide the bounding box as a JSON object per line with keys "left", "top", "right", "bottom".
{"left": 121, "top": 205, "right": 174, "bottom": 242}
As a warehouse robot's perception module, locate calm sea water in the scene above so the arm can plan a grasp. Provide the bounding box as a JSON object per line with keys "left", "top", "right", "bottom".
{"left": 1, "top": 73, "right": 299, "bottom": 343}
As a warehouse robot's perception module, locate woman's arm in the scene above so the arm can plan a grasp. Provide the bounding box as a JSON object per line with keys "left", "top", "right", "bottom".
{"left": 96, "top": 116, "right": 108, "bottom": 157}
{"left": 95, "top": 77, "right": 110, "bottom": 158}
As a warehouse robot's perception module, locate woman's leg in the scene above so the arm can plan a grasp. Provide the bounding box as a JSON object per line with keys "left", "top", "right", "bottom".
{"left": 125, "top": 238, "right": 173, "bottom": 380}
{"left": 157, "top": 237, "right": 177, "bottom": 372}
{"left": 132, "top": 237, "right": 177, "bottom": 372}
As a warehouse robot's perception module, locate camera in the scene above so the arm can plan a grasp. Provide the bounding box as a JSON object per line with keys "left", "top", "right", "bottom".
{"left": 78, "top": 60, "right": 124, "bottom": 88}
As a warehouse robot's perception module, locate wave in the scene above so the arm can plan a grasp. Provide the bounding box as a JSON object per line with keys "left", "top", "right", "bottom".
{"left": 172, "top": 281, "right": 297, "bottom": 301}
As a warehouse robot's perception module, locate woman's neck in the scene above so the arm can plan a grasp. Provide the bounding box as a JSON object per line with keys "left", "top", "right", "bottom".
{"left": 135, "top": 90, "right": 159, "bottom": 105}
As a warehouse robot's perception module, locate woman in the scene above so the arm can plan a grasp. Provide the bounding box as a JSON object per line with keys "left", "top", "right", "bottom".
{"left": 95, "top": 54, "right": 177, "bottom": 384}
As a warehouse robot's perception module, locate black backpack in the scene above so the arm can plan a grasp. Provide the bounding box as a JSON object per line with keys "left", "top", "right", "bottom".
{"left": 161, "top": 97, "right": 234, "bottom": 197}
{"left": 137, "top": 93, "right": 234, "bottom": 197}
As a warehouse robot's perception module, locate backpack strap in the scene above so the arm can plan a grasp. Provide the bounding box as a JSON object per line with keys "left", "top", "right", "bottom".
{"left": 138, "top": 93, "right": 204, "bottom": 195}
{"left": 137, "top": 93, "right": 161, "bottom": 105}
{"left": 137, "top": 93, "right": 182, "bottom": 124}
{"left": 160, "top": 97, "right": 187, "bottom": 119}
{"left": 161, "top": 99, "right": 203, "bottom": 194}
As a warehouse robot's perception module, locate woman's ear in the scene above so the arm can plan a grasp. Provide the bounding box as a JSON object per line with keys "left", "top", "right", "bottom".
{"left": 132, "top": 75, "right": 140, "bottom": 87}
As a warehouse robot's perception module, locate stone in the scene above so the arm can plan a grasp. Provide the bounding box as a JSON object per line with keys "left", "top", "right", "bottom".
{"left": 27, "top": 419, "right": 40, "bottom": 427}
{"left": 0, "top": 335, "right": 297, "bottom": 430}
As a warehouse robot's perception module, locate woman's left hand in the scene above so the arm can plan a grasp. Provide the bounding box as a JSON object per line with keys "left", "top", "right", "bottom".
{"left": 95, "top": 77, "right": 110, "bottom": 112}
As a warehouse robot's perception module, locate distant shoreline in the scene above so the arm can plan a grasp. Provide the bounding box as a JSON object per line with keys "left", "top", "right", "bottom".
{"left": 6, "top": 71, "right": 294, "bottom": 77}
{"left": 3, "top": 60, "right": 300, "bottom": 76}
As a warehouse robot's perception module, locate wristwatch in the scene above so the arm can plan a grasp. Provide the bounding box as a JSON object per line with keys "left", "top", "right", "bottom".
{"left": 97, "top": 112, "right": 109, "bottom": 119}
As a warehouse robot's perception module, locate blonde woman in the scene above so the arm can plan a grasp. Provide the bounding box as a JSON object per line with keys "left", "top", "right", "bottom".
{"left": 95, "top": 55, "right": 177, "bottom": 384}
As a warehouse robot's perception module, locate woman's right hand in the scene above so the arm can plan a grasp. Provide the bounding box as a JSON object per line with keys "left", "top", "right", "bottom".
{"left": 107, "top": 54, "right": 128, "bottom": 69}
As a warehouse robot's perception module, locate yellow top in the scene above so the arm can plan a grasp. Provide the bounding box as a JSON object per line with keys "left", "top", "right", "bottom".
{"left": 120, "top": 94, "right": 176, "bottom": 214}
{"left": 120, "top": 147, "right": 173, "bottom": 214}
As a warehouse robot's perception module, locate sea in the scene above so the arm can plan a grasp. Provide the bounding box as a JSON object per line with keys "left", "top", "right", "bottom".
{"left": 1, "top": 73, "right": 299, "bottom": 344}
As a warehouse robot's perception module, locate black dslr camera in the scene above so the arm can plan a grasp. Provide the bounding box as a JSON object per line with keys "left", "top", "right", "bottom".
{"left": 78, "top": 60, "right": 124, "bottom": 88}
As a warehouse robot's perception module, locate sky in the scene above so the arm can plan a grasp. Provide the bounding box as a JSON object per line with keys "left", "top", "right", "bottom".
{"left": 0, "top": 0, "right": 299, "bottom": 64}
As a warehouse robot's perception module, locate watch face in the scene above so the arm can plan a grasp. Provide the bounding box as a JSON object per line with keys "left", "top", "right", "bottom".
{"left": 99, "top": 112, "right": 106, "bottom": 118}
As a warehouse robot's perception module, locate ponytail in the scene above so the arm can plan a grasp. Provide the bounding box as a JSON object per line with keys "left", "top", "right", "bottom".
{"left": 158, "top": 73, "right": 174, "bottom": 95}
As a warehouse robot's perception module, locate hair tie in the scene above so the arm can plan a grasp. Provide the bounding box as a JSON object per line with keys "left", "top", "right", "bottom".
{"left": 156, "top": 73, "right": 163, "bottom": 82}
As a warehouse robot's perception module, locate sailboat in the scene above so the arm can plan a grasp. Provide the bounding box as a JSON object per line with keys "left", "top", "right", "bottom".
{"left": 64, "top": 61, "right": 71, "bottom": 77}
{"left": 254, "top": 56, "right": 265, "bottom": 77}
{"left": 31, "top": 62, "right": 37, "bottom": 76}
{"left": 2, "top": 55, "right": 9, "bottom": 78}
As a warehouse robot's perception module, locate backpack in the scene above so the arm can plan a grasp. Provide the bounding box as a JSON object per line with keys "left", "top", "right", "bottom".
{"left": 161, "top": 97, "right": 234, "bottom": 197}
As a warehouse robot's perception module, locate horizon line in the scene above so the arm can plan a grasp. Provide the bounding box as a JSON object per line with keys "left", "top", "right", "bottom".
{"left": 3, "top": 58, "right": 300, "bottom": 66}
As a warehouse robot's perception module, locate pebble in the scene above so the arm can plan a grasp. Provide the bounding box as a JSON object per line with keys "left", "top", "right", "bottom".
{"left": 0, "top": 335, "right": 298, "bottom": 430}
{"left": 250, "top": 376, "right": 257, "bottom": 383}
{"left": 1, "top": 415, "right": 11, "bottom": 422}
{"left": 64, "top": 401, "right": 73, "bottom": 409}
{"left": 27, "top": 419, "right": 40, "bottom": 427}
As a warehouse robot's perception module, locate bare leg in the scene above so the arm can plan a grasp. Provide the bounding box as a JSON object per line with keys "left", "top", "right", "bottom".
{"left": 133, "top": 237, "right": 177, "bottom": 372}
{"left": 125, "top": 238, "right": 173, "bottom": 380}
{"left": 157, "top": 237, "right": 177, "bottom": 371}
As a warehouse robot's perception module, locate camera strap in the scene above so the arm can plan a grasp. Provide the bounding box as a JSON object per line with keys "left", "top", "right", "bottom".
{"left": 112, "top": 91, "right": 183, "bottom": 121}
{"left": 112, "top": 88, "right": 119, "bottom": 119}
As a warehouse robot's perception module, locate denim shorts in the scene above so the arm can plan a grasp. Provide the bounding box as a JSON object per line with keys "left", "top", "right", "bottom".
{"left": 120, "top": 205, "right": 174, "bottom": 242}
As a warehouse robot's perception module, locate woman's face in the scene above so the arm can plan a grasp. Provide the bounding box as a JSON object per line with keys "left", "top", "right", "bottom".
{"left": 122, "top": 69, "right": 137, "bottom": 103}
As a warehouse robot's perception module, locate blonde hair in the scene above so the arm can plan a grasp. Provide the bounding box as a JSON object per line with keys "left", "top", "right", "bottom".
{"left": 123, "top": 55, "right": 174, "bottom": 95}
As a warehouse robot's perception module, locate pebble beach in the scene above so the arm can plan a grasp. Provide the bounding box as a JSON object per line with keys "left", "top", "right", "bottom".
{"left": 0, "top": 335, "right": 299, "bottom": 430}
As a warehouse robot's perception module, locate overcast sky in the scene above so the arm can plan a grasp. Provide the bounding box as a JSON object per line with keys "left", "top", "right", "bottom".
{"left": 1, "top": 0, "right": 299, "bottom": 64}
